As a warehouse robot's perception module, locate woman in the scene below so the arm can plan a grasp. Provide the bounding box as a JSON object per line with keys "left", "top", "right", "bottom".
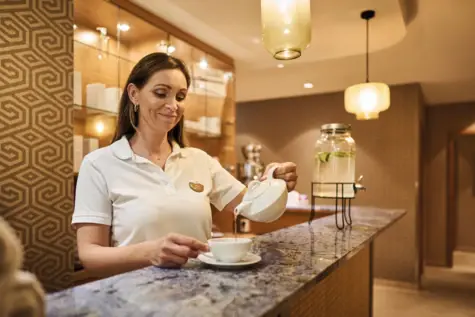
{"left": 73, "top": 52, "right": 298, "bottom": 278}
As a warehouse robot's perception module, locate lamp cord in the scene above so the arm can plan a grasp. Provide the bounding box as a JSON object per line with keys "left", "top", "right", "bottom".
{"left": 366, "top": 18, "right": 369, "bottom": 83}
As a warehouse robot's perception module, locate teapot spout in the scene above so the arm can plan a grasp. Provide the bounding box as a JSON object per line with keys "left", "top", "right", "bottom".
{"left": 234, "top": 201, "right": 252, "bottom": 217}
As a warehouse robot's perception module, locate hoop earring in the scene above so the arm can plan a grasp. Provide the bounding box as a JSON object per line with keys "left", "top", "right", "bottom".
{"left": 129, "top": 103, "right": 138, "bottom": 130}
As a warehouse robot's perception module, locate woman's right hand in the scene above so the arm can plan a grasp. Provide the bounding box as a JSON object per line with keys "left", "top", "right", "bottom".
{"left": 148, "top": 233, "right": 209, "bottom": 268}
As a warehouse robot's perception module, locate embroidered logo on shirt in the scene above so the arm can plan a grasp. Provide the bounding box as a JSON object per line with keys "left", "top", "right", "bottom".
{"left": 189, "top": 181, "right": 204, "bottom": 193}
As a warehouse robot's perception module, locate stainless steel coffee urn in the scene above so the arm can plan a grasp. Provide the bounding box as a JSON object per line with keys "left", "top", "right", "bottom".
{"left": 237, "top": 143, "right": 265, "bottom": 185}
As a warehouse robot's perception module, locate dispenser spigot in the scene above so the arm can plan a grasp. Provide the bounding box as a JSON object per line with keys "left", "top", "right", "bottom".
{"left": 354, "top": 175, "right": 366, "bottom": 193}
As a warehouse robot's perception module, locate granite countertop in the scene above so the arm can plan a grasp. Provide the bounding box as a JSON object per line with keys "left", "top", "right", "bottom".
{"left": 46, "top": 207, "right": 405, "bottom": 317}
{"left": 285, "top": 204, "right": 356, "bottom": 215}
{"left": 285, "top": 205, "right": 333, "bottom": 214}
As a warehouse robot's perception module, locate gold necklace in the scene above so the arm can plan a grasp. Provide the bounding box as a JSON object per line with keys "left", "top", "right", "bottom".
{"left": 151, "top": 148, "right": 171, "bottom": 164}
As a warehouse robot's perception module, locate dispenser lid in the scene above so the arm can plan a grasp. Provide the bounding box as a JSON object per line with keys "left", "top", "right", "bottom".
{"left": 321, "top": 123, "right": 351, "bottom": 133}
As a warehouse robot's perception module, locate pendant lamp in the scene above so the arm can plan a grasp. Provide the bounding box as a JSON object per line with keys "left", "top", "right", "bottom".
{"left": 260, "top": 0, "right": 311, "bottom": 60}
{"left": 345, "top": 10, "right": 390, "bottom": 120}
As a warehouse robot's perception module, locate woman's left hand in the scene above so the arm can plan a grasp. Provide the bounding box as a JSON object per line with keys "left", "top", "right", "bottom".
{"left": 261, "top": 162, "right": 298, "bottom": 192}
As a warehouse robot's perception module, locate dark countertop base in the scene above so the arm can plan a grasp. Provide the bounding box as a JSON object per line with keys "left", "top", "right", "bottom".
{"left": 46, "top": 206, "right": 405, "bottom": 317}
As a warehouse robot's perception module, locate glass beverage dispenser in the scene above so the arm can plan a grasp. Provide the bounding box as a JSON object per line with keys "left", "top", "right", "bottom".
{"left": 313, "top": 123, "right": 356, "bottom": 198}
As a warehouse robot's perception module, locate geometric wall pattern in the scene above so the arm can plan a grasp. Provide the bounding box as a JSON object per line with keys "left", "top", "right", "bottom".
{"left": 0, "top": 0, "right": 74, "bottom": 292}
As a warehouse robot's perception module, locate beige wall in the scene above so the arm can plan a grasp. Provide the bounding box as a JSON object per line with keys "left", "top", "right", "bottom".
{"left": 424, "top": 103, "right": 475, "bottom": 266}
{"left": 236, "top": 83, "right": 423, "bottom": 283}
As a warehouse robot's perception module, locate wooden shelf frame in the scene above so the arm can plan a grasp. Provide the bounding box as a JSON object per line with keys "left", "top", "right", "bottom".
{"left": 108, "top": 0, "right": 234, "bottom": 68}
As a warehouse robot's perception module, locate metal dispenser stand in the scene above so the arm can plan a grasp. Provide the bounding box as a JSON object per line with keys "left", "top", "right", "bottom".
{"left": 309, "top": 176, "right": 366, "bottom": 230}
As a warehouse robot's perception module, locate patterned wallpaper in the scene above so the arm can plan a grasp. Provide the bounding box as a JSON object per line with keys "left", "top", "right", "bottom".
{"left": 0, "top": 0, "right": 74, "bottom": 292}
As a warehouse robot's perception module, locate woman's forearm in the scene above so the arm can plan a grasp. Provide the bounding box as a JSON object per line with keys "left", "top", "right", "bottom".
{"left": 78, "top": 241, "right": 154, "bottom": 278}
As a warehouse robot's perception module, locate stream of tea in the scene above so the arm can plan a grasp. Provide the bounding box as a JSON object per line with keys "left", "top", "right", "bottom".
{"left": 233, "top": 214, "right": 238, "bottom": 240}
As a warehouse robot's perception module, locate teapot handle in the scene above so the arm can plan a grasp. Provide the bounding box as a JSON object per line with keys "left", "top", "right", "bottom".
{"left": 266, "top": 164, "right": 279, "bottom": 180}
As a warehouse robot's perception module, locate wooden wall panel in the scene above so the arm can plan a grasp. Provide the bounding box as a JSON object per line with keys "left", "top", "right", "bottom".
{"left": 288, "top": 246, "right": 370, "bottom": 317}
{"left": 237, "top": 84, "right": 423, "bottom": 283}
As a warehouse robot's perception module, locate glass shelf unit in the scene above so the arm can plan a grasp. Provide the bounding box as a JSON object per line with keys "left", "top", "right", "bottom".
{"left": 73, "top": 0, "right": 236, "bottom": 173}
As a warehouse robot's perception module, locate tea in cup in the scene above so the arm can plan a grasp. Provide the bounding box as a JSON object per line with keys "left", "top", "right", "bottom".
{"left": 207, "top": 238, "right": 252, "bottom": 263}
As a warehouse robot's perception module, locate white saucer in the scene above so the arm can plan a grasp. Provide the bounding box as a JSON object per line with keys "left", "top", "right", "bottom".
{"left": 197, "top": 252, "right": 261, "bottom": 269}
{"left": 211, "top": 232, "right": 224, "bottom": 238}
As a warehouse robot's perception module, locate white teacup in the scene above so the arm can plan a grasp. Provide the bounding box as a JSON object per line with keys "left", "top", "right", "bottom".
{"left": 207, "top": 238, "right": 252, "bottom": 263}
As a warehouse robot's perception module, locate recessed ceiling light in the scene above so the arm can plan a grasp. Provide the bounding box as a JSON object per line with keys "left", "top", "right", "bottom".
{"left": 304, "top": 82, "right": 313, "bottom": 89}
{"left": 277, "top": 64, "right": 284, "bottom": 68}
{"left": 117, "top": 23, "right": 130, "bottom": 32}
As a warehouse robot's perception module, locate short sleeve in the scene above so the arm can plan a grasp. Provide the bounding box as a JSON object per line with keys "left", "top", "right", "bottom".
{"left": 208, "top": 156, "right": 246, "bottom": 211}
{"left": 72, "top": 156, "right": 112, "bottom": 228}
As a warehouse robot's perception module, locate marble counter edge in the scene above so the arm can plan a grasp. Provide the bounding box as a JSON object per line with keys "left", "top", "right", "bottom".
{"left": 45, "top": 207, "right": 407, "bottom": 317}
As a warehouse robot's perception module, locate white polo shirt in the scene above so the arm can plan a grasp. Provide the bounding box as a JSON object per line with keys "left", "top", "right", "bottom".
{"left": 72, "top": 136, "right": 245, "bottom": 246}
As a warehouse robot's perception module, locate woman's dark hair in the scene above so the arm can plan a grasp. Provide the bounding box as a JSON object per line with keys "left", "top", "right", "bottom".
{"left": 111, "top": 52, "right": 191, "bottom": 147}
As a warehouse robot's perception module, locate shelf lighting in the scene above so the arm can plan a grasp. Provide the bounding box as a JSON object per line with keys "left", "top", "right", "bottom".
{"left": 260, "top": 0, "right": 312, "bottom": 60}
{"left": 96, "top": 27, "right": 107, "bottom": 36}
{"left": 78, "top": 31, "right": 97, "bottom": 45}
{"left": 157, "top": 40, "right": 175, "bottom": 55}
{"left": 223, "top": 72, "right": 233, "bottom": 81}
{"left": 344, "top": 10, "right": 390, "bottom": 120}
{"left": 199, "top": 58, "right": 208, "bottom": 70}
{"left": 95, "top": 121, "right": 104, "bottom": 134}
{"left": 95, "top": 27, "right": 109, "bottom": 60}
{"left": 167, "top": 45, "right": 176, "bottom": 54}
{"left": 117, "top": 23, "right": 130, "bottom": 32}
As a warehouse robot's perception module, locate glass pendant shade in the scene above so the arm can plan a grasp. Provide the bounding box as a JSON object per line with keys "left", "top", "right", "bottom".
{"left": 261, "top": 0, "right": 311, "bottom": 60}
{"left": 344, "top": 10, "right": 390, "bottom": 120}
{"left": 344, "top": 82, "right": 390, "bottom": 120}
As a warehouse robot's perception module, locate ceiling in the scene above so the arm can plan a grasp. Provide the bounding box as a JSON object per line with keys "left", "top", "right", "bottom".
{"left": 131, "top": 0, "right": 475, "bottom": 105}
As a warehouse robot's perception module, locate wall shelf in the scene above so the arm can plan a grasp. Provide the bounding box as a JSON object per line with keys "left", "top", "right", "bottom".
{"left": 73, "top": 40, "right": 136, "bottom": 66}
{"left": 73, "top": 104, "right": 118, "bottom": 119}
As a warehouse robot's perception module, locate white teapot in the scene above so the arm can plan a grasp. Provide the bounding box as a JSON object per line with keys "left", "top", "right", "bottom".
{"left": 235, "top": 166, "right": 288, "bottom": 223}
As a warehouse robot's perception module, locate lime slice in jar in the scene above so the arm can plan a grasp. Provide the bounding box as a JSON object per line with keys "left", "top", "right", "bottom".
{"left": 332, "top": 151, "right": 349, "bottom": 158}
{"left": 317, "top": 152, "right": 331, "bottom": 163}
{"left": 317, "top": 151, "right": 355, "bottom": 163}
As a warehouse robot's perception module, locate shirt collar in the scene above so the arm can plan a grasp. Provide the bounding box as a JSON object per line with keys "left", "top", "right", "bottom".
{"left": 111, "top": 135, "right": 186, "bottom": 160}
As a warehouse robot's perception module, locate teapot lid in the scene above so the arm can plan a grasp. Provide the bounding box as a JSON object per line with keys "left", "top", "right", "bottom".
{"left": 243, "top": 165, "right": 286, "bottom": 201}
{"left": 244, "top": 181, "right": 270, "bottom": 201}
